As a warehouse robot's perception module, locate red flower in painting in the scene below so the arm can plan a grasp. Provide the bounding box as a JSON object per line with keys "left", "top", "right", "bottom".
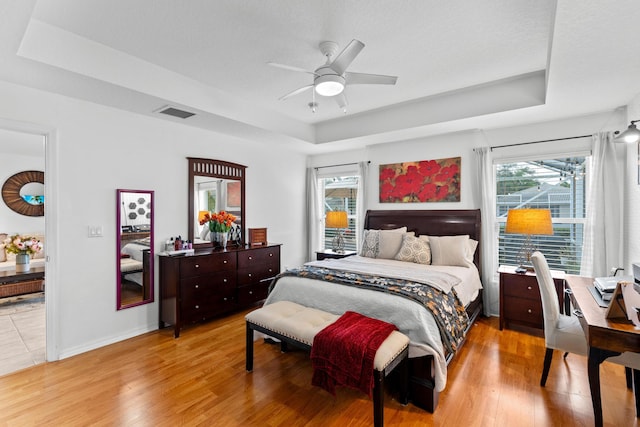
{"left": 435, "top": 185, "right": 450, "bottom": 200}
{"left": 418, "top": 160, "right": 441, "bottom": 177}
{"left": 394, "top": 169, "right": 423, "bottom": 199}
{"left": 379, "top": 167, "right": 396, "bottom": 182}
{"left": 380, "top": 182, "right": 395, "bottom": 201}
{"left": 417, "top": 182, "right": 437, "bottom": 202}
{"left": 435, "top": 165, "right": 459, "bottom": 182}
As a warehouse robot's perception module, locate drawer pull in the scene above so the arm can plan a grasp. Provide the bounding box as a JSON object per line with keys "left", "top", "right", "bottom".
{"left": 223, "top": 260, "right": 227, "bottom": 264}
{"left": 195, "top": 284, "right": 199, "bottom": 289}
{"left": 565, "top": 288, "right": 573, "bottom": 295}
{"left": 249, "top": 291, "right": 253, "bottom": 295}
{"left": 527, "top": 309, "right": 532, "bottom": 313}
{"left": 223, "top": 278, "right": 227, "bottom": 283}
{"left": 195, "top": 264, "right": 200, "bottom": 268}
{"left": 268, "top": 268, "right": 273, "bottom": 273}
{"left": 195, "top": 305, "right": 199, "bottom": 309}
{"left": 223, "top": 297, "right": 228, "bottom": 301}
{"left": 527, "top": 286, "right": 532, "bottom": 290}
{"left": 248, "top": 273, "right": 252, "bottom": 278}
{"left": 573, "top": 309, "right": 583, "bottom": 318}
{"left": 269, "top": 253, "right": 273, "bottom": 257}
{"left": 248, "top": 256, "right": 253, "bottom": 260}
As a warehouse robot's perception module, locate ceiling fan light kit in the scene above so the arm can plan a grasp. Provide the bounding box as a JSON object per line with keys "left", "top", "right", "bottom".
{"left": 268, "top": 39, "right": 397, "bottom": 113}
{"left": 314, "top": 74, "right": 345, "bottom": 96}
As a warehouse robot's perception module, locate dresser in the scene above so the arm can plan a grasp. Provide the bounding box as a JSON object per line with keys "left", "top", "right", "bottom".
{"left": 159, "top": 244, "right": 281, "bottom": 337}
{"left": 499, "top": 265, "right": 565, "bottom": 333}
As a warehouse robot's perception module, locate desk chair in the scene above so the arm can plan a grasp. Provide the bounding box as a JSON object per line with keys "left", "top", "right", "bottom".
{"left": 531, "top": 251, "right": 640, "bottom": 416}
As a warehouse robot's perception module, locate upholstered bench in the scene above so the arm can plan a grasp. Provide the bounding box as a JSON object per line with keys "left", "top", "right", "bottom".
{"left": 245, "top": 301, "right": 410, "bottom": 427}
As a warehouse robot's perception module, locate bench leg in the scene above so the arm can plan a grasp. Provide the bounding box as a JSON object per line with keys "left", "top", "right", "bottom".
{"left": 373, "top": 370, "right": 384, "bottom": 427}
{"left": 246, "top": 322, "right": 254, "bottom": 372}
{"left": 399, "top": 357, "right": 409, "bottom": 405}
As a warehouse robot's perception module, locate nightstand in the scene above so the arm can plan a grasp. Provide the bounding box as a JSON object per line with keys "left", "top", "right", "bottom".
{"left": 316, "top": 250, "right": 357, "bottom": 261}
{"left": 499, "top": 265, "right": 565, "bottom": 333}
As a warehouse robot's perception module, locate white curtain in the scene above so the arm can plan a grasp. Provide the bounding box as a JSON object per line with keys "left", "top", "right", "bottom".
{"left": 581, "top": 132, "right": 624, "bottom": 277}
{"left": 356, "top": 161, "right": 369, "bottom": 250}
{"left": 306, "top": 167, "right": 321, "bottom": 262}
{"left": 475, "top": 147, "right": 499, "bottom": 316}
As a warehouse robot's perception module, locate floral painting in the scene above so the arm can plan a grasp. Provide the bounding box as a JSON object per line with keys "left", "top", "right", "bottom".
{"left": 379, "top": 157, "right": 461, "bottom": 203}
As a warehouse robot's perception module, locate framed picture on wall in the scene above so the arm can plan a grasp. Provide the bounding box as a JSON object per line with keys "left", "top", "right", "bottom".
{"left": 379, "top": 157, "right": 461, "bottom": 203}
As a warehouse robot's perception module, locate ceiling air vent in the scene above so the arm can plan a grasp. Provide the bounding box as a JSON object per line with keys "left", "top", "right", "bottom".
{"left": 155, "top": 106, "right": 196, "bottom": 119}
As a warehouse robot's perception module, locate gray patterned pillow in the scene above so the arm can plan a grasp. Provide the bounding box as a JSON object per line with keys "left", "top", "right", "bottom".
{"left": 359, "top": 230, "right": 380, "bottom": 258}
{"left": 395, "top": 234, "right": 431, "bottom": 264}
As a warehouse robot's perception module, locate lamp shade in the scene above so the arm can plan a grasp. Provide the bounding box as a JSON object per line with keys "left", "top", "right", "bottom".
{"left": 325, "top": 211, "right": 348, "bottom": 229}
{"left": 505, "top": 209, "right": 553, "bottom": 235}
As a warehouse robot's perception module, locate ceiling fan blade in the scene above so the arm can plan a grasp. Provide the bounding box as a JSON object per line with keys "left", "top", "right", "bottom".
{"left": 345, "top": 72, "right": 398, "bottom": 85}
{"left": 329, "top": 39, "right": 365, "bottom": 75}
{"left": 278, "top": 85, "right": 313, "bottom": 100}
{"left": 335, "top": 92, "right": 348, "bottom": 111}
{"left": 267, "top": 62, "right": 316, "bottom": 75}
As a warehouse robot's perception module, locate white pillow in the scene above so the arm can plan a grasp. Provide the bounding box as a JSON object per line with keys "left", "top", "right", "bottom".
{"left": 378, "top": 228, "right": 411, "bottom": 259}
{"left": 199, "top": 225, "right": 210, "bottom": 241}
{"left": 428, "top": 235, "right": 471, "bottom": 267}
{"left": 360, "top": 227, "right": 408, "bottom": 259}
{"left": 395, "top": 234, "right": 431, "bottom": 264}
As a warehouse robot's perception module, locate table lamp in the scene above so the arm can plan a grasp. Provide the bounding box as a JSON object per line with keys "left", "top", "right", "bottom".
{"left": 505, "top": 208, "right": 553, "bottom": 273}
{"left": 325, "top": 211, "right": 348, "bottom": 253}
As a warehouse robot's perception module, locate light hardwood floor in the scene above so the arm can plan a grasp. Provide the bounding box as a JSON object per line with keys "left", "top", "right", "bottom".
{"left": 0, "top": 310, "right": 637, "bottom": 426}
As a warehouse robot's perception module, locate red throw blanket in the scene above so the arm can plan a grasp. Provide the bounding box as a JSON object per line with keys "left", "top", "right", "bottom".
{"left": 310, "top": 311, "right": 398, "bottom": 397}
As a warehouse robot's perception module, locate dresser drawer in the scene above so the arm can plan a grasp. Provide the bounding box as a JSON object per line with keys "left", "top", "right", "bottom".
{"left": 237, "top": 263, "right": 279, "bottom": 286}
{"left": 237, "top": 246, "right": 280, "bottom": 268}
{"left": 503, "top": 297, "right": 543, "bottom": 328}
{"left": 237, "top": 282, "right": 270, "bottom": 306}
{"left": 501, "top": 274, "right": 540, "bottom": 300}
{"left": 180, "top": 252, "right": 237, "bottom": 276}
{"left": 181, "top": 273, "right": 236, "bottom": 300}
{"left": 181, "top": 295, "right": 235, "bottom": 324}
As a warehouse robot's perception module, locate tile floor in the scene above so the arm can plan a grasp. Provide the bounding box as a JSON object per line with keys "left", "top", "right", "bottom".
{"left": 0, "top": 292, "right": 45, "bottom": 377}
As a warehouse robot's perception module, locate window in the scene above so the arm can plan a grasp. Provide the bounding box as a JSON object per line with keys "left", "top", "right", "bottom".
{"left": 496, "top": 156, "right": 588, "bottom": 274}
{"left": 320, "top": 175, "right": 358, "bottom": 251}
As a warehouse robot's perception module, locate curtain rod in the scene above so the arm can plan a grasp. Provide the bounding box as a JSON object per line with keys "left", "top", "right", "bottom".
{"left": 489, "top": 134, "right": 591, "bottom": 151}
{"left": 315, "top": 160, "right": 371, "bottom": 170}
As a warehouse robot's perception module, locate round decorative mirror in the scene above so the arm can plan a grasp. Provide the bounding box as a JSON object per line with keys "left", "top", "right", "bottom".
{"left": 1, "top": 170, "right": 45, "bottom": 216}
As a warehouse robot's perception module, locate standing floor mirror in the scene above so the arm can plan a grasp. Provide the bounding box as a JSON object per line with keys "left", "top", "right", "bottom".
{"left": 117, "top": 189, "right": 154, "bottom": 309}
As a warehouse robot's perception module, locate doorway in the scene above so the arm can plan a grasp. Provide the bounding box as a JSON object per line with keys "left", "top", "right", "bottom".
{"left": 0, "top": 127, "right": 47, "bottom": 376}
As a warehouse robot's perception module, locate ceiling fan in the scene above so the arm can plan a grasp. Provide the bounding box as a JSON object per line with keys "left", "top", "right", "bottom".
{"left": 268, "top": 39, "right": 398, "bottom": 112}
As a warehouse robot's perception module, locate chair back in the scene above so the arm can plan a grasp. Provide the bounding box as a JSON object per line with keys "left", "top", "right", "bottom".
{"left": 531, "top": 251, "right": 560, "bottom": 341}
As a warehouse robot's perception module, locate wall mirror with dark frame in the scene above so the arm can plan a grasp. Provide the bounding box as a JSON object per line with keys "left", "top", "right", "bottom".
{"left": 188, "top": 158, "right": 246, "bottom": 249}
{"left": 117, "top": 189, "right": 154, "bottom": 310}
{"left": 1, "top": 170, "right": 45, "bottom": 217}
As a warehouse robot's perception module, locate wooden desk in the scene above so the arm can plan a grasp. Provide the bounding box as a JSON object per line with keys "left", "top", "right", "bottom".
{"left": 565, "top": 275, "right": 640, "bottom": 427}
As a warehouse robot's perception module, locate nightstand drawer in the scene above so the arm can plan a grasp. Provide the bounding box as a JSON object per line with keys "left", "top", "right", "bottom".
{"left": 503, "top": 297, "right": 543, "bottom": 328}
{"left": 501, "top": 275, "right": 541, "bottom": 300}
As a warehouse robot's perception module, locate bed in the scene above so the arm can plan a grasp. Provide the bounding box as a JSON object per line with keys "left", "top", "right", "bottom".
{"left": 120, "top": 238, "right": 151, "bottom": 286}
{"left": 264, "top": 209, "right": 483, "bottom": 412}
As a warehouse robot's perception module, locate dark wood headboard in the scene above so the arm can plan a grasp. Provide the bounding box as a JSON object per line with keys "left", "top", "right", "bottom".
{"left": 364, "top": 209, "right": 482, "bottom": 274}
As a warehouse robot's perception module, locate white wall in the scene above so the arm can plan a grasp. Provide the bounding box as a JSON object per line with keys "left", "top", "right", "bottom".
{"left": 309, "top": 110, "right": 625, "bottom": 213}
{"left": 0, "top": 80, "right": 307, "bottom": 359}
{"left": 0, "top": 151, "right": 45, "bottom": 234}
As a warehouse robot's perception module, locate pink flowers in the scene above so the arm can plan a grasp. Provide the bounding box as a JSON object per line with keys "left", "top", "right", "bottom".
{"left": 379, "top": 158, "right": 461, "bottom": 203}
{"left": 4, "top": 234, "right": 43, "bottom": 256}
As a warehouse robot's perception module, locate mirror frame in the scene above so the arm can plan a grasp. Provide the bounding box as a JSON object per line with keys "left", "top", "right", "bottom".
{"left": 1, "top": 170, "right": 45, "bottom": 217}
{"left": 188, "top": 157, "right": 246, "bottom": 249}
{"left": 116, "top": 189, "right": 154, "bottom": 310}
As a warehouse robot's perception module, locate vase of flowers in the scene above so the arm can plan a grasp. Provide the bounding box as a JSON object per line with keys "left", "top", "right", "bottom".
{"left": 199, "top": 211, "right": 237, "bottom": 249}
{"left": 4, "top": 234, "right": 43, "bottom": 273}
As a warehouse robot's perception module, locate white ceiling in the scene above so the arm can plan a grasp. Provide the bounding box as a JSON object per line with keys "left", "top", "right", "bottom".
{"left": 1, "top": 0, "right": 640, "bottom": 153}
